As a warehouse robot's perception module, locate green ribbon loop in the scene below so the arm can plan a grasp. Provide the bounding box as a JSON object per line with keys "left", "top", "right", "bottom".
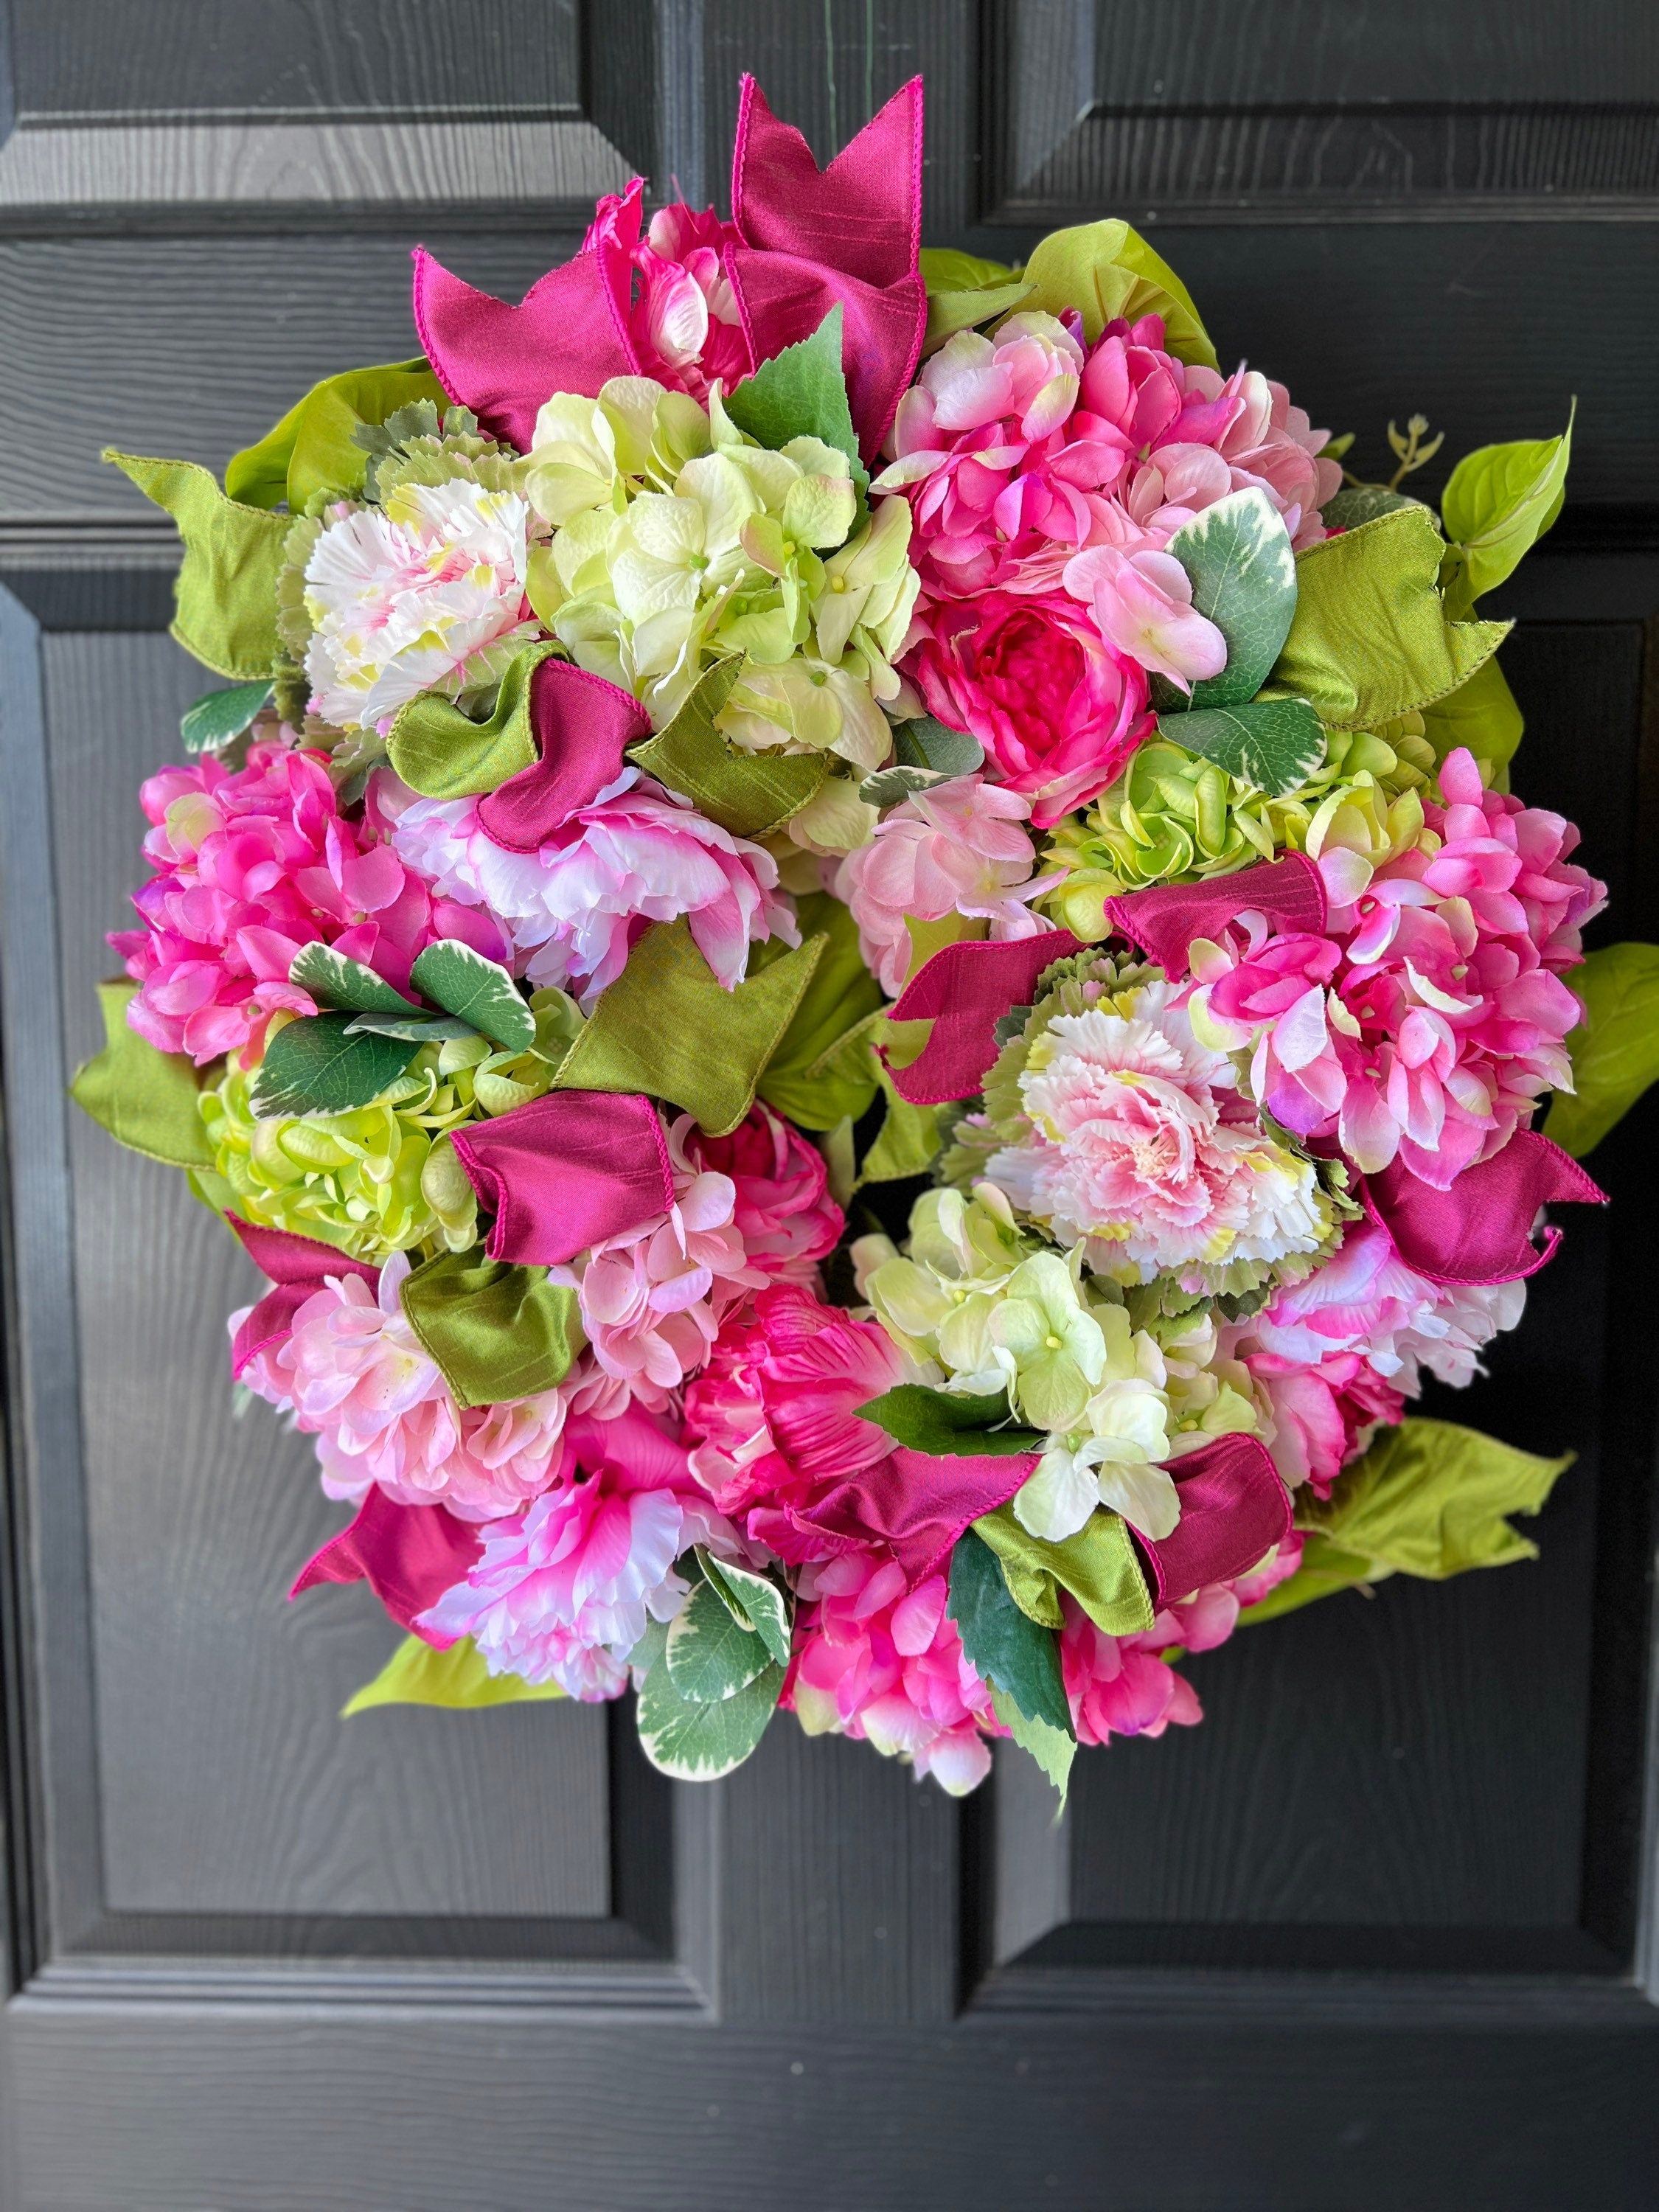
{"left": 388, "top": 639, "right": 558, "bottom": 799}
{"left": 630, "top": 660, "right": 829, "bottom": 838}
{"left": 973, "top": 1504, "right": 1155, "bottom": 1638}
{"left": 104, "top": 451, "right": 288, "bottom": 681}
{"left": 70, "top": 980, "right": 216, "bottom": 1169}
{"left": 400, "top": 1247, "right": 585, "bottom": 1408}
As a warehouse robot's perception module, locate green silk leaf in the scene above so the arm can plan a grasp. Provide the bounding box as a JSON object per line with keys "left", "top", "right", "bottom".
{"left": 342, "top": 1632, "right": 565, "bottom": 1715}
{"left": 105, "top": 450, "right": 288, "bottom": 681}
{"left": 698, "top": 1554, "right": 793, "bottom": 1672}
{"left": 1161, "top": 486, "right": 1298, "bottom": 710}
{"left": 1156, "top": 698, "right": 1326, "bottom": 799}
{"left": 70, "top": 979, "right": 215, "bottom": 1168}
{"left": 554, "top": 918, "right": 824, "bottom": 1136}
{"left": 892, "top": 716, "right": 984, "bottom": 776}
{"left": 1439, "top": 402, "right": 1573, "bottom": 615}
{"left": 343, "top": 1012, "right": 477, "bottom": 1041}
{"left": 973, "top": 1504, "right": 1155, "bottom": 1638}
{"left": 919, "top": 248, "right": 1033, "bottom": 352}
{"left": 247, "top": 1012, "right": 420, "bottom": 1119}
{"left": 289, "top": 942, "right": 421, "bottom": 1015}
{"left": 636, "top": 1649, "right": 783, "bottom": 1779}
{"left": 1236, "top": 1531, "right": 1382, "bottom": 1627}
{"left": 990, "top": 1687, "right": 1075, "bottom": 1805}
{"left": 664, "top": 1579, "right": 773, "bottom": 1703}
{"left": 724, "top": 305, "right": 863, "bottom": 480}
{"left": 1318, "top": 484, "right": 1426, "bottom": 531}
{"left": 756, "top": 892, "right": 886, "bottom": 1130}
{"left": 181, "top": 680, "right": 274, "bottom": 756}
{"left": 1269, "top": 505, "right": 1509, "bottom": 730}
{"left": 1545, "top": 941, "right": 1659, "bottom": 1159}
{"left": 399, "top": 1248, "right": 584, "bottom": 1407}
{"left": 856, "top": 1384, "right": 1043, "bottom": 1457}
{"left": 947, "top": 1528, "right": 1074, "bottom": 1737}
{"left": 1295, "top": 1416, "right": 1573, "bottom": 1580}
{"left": 225, "top": 358, "right": 445, "bottom": 511}
{"left": 387, "top": 639, "right": 557, "bottom": 799}
{"left": 630, "top": 658, "right": 827, "bottom": 835}
{"left": 410, "top": 941, "right": 535, "bottom": 1053}
{"left": 1015, "top": 218, "right": 1218, "bottom": 368}
{"left": 1419, "top": 652, "right": 1526, "bottom": 778}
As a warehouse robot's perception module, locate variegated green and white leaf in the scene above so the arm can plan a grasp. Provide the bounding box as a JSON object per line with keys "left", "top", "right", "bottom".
{"left": 289, "top": 942, "right": 422, "bottom": 1016}
{"left": 700, "top": 1553, "right": 793, "bottom": 1671}
{"left": 664, "top": 1579, "right": 772, "bottom": 1703}
{"left": 410, "top": 939, "right": 535, "bottom": 1053}
{"left": 636, "top": 1649, "right": 783, "bottom": 1780}
{"left": 1163, "top": 486, "right": 1298, "bottom": 709}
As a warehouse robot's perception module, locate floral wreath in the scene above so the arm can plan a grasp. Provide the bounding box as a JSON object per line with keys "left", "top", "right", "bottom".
{"left": 77, "top": 77, "right": 1652, "bottom": 1800}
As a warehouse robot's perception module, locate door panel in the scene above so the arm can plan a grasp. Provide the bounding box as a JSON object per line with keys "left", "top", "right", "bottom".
{"left": 2, "top": 4, "right": 1658, "bottom": 2207}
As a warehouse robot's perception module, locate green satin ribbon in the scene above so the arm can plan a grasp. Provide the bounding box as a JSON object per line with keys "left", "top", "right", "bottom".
{"left": 399, "top": 1247, "right": 584, "bottom": 1408}
{"left": 973, "top": 1503, "right": 1155, "bottom": 1638}
{"left": 224, "top": 359, "right": 445, "bottom": 511}
{"left": 103, "top": 451, "right": 288, "bottom": 681}
{"left": 70, "top": 980, "right": 216, "bottom": 1169}
{"left": 755, "top": 890, "right": 886, "bottom": 1130}
{"left": 629, "top": 659, "right": 828, "bottom": 837}
{"left": 388, "top": 639, "right": 557, "bottom": 799}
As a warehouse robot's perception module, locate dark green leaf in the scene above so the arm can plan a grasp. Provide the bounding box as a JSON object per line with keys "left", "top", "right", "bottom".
{"left": 855, "top": 1384, "right": 1044, "bottom": 1457}
{"left": 289, "top": 942, "right": 421, "bottom": 1016}
{"left": 410, "top": 941, "right": 535, "bottom": 1053}
{"left": 725, "top": 306, "right": 864, "bottom": 480}
{"left": 664, "top": 1580, "right": 772, "bottom": 1703}
{"left": 181, "top": 681, "right": 274, "bottom": 755}
{"left": 1161, "top": 486, "right": 1298, "bottom": 710}
{"left": 1318, "top": 484, "right": 1426, "bottom": 531}
{"left": 247, "top": 1012, "right": 420, "bottom": 1119}
{"left": 891, "top": 716, "right": 984, "bottom": 776}
{"left": 947, "top": 1528, "right": 1073, "bottom": 1736}
{"left": 1157, "top": 697, "right": 1326, "bottom": 799}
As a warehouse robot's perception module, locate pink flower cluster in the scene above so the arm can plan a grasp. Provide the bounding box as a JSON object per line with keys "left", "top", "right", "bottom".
{"left": 585, "top": 186, "right": 748, "bottom": 404}
{"left": 113, "top": 742, "right": 502, "bottom": 1064}
{"left": 1191, "top": 749, "right": 1605, "bottom": 1186}
{"left": 878, "top": 310, "right": 1340, "bottom": 825}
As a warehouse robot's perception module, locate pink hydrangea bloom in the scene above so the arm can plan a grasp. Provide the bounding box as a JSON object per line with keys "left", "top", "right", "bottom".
{"left": 677, "top": 1105, "right": 842, "bottom": 1287}
{"left": 1189, "top": 750, "right": 1605, "bottom": 1186}
{"left": 232, "top": 1251, "right": 569, "bottom": 1521}
{"left": 110, "top": 742, "right": 504, "bottom": 1065}
{"left": 417, "top": 1408, "right": 732, "bottom": 1699}
{"left": 1060, "top": 544, "right": 1226, "bottom": 692}
{"left": 1234, "top": 1343, "right": 1403, "bottom": 1495}
{"left": 787, "top": 1552, "right": 998, "bottom": 1794}
{"left": 832, "top": 774, "right": 1056, "bottom": 995}
{"left": 383, "top": 767, "right": 796, "bottom": 1006}
{"left": 683, "top": 1284, "right": 911, "bottom": 1562}
{"left": 585, "top": 188, "right": 748, "bottom": 404}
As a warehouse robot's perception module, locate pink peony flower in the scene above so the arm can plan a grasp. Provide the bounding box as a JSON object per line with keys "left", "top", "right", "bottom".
{"left": 232, "top": 1251, "right": 569, "bottom": 1521}
{"left": 905, "top": 590, "right": 1150, "bottom": 829}
{"left": 683, "top": 1284, "right": 911, "bottom": 1562}
{"left": 585, "top": 187, "right": 749, "bottom": 405}
{"left": 417, "top": 1408, "right": 732, "bottom": 1698}
{"left": 1233, "top": 1343, "right": 1403, "bottom": 1495}
{"left": 832, "top": 773, "right": 1056, "bottom": 995}
{"left": 677, "top": 1105, "right": 843, "bottom": 1287}
{"left": 1190, "top": 749, "right": 1605, "bottom": 1186}
{"left": 787, "top": 1551, "right": 998, "bottom": 1794}
{"left": 383, "top": 766, "right": 796, "bottom": 1006}
{"left": 110, "top": 742, "right": 504, "bottom": 1065}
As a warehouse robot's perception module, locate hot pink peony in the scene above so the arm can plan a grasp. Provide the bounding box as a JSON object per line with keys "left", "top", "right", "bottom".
{"left": 383, "top": 766, "right": 796, "bottom": 1006}
{"left": 787, "top": 1551, "right": 998, "bottom": 1794}
{"left": 584, "top": 185, "right": 748, "bottom": 404}
{"left": 677, "top": 1105, "right": 843, "bottom": 1287}
{"left": 1190, "top": 749, "right": 1604, "bottom": 1186}
{"left": 417, "top": 1408, "right": 733, "bottom": 1699}
{"left": 832, "top": 773, "right": 1056, "bottom": 995}
{"left": 232, "top": 1251, "right": 569, "bottom": 1521}
{"left": 111, "top": 742, "right": 502, "bottom": 1065}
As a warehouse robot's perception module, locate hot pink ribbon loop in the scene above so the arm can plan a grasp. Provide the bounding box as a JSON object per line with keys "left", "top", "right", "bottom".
{"left": 1134, "top": 1434, "right": 1293, "bottom": 1608}
{"left": 779, "top": 1444, "right": 1037, "bottom": 1587}
{"left": 1361, "top": 1131, "right": 1607, "bottom": 1287}
{"left": 411, "top": 239, "right": 636, "bottom": 454}
{"left": 1105, "top": 852, "right": 1327, "bottom": 978}
{"left": 476, "top": 658, "right": 652, "bottom": 852}
{"left": 227, "top": 1216, "right": 378, "bottom": 1382}
{"left": 450, "top": 1091, "right": 675, "bottom": 1266}
{"left": 885, "top": 929, "right": 1082, "bottom": 1105}
{"left": 290, "top": 1486, "right": 482, "bottom": 1644}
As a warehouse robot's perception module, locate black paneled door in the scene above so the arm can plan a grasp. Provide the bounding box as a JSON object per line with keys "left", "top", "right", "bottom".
{"left": 1, "top": 5, "right": 1657, "bottom": 2206}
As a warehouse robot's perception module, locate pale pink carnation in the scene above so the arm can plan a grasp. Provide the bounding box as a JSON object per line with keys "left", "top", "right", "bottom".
{"left": 832, "top": 774, "right": 1056, "bottom": 995}
{"left": 383, "top": 766, "right": 796, "bottom": 1006}
{"left": 677, "top": 1105, "right": 842, "bottom": 1287}
{"left": 232, "top": 1251, "right": 568, "bottom": 1521}
{"left": 585, "top": 186, "right": 748, "bottom": 404}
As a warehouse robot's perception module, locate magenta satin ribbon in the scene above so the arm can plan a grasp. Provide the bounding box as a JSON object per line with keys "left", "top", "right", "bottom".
{"left": 476, "top": 658, "right": 651, "bottom": 852}
{"left": 228, "top": 1216, "right": 378, "bottom": 1381}
{"left": 1106, "top": 852, "right": 1327, "bottom": 975}
{"left": 451, "top": 1091, "right": 675, "bottom": 1266}
{"left": 290, "top": 1486, "right": 483, "bottom": 1644}
{"left": 885, "top": 930, "right": 1082, "bottom": 1105}
{"left": 1361, "top": 1132, "right": 1607, "bottom": 1287}
{"left": 778, "top": 1444, "right": 1037, "bottom": 1585}
{"left": 1134, "top": 1433, "right": 1293, "bottom": 1608}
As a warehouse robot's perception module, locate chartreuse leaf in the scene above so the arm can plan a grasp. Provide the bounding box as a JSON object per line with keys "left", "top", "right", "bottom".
{"left": 725, "top": 305, "right": 863, "bottom": 479}
{"left": 1269, "top": 505, "right": 1509, "bottom": 730}
{"left": 1015, "top": 218, "right": 1217, "bottom": 368}
{"left": 1545, "top": 942, "right": 1659, "bottom": 1159}
{"left": 665, "top": 1579, "right": 772, "bottom": 1703}
{"left": 858, "top": 1385, "right": 1043, "bottom": 1458}
{"left": 1161, "top": 487, "right": 1298, "bottom": 711}
{"left": 342, "top": 1632, "right": 565, "bottom": 1716}
{"left": 991, "top": 1688, "right": 1075, "bottom": 1805}
{"left": 399, "top": 1249, "right": 584, "bottom": 1407}
{"left": 289, "top": 943, "right": 421, "bottom": 1016}
{"left": 248, "top": 1012, "right": 420, "bottom": 1119}
{"left": 70, "top": 980, "right": 215, "bottom": 1168}
{"left": 947, "top": 1528, "right": 1073, "bottom": 1738}
{"left": 973, "top": 1505, "right": 1154, "bottom": 1638}
{"left": 1440, "top": 402, "right": 1573, "bottom": 616}
{"left": 1158, "top": 698, "right": 1326, "bottom": 799}
{"left": 1419, "top": 652, "right": 1526, "bottom": 779}
{"left": 104, "top": 450, "right": 288, "bottom": 681}
{"left": 411, "top": 942, "right": 535, "bottom": 1054}
{"left": 636, "top": 1648, "right": 783, "bottom": 1779}
{"left": 181, "top": 680, "right": 274, "bottom": 756}
{"left": 755, "top": 891, "right": 886, "bottom": 1130}
{"left": 919, "top": 246, "right": 1032, "bottom": 354}
{"left": 388, "top": 639, "right": 557, "bottom": 799}
{"left": 1237, "top": 1531, "right": 1382, "bottom": 1627}
{"left": 554, "top": 918, "right": 824, "bottom": 1137}
{"left": 630, "top": 658, "right": 827, "bottom": 836}
{"left": 225, "top": 359, "right": 445, "bottom": 510}
{"left": 1295, "top": 1416, "right": 1573, "bottom": 1580}
{"left": 697, "top": 1551, "right": 794, "bottom": 1671}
